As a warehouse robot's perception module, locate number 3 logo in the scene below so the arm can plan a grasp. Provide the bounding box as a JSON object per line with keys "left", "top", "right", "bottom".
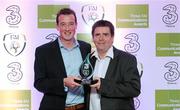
{"left": 124, "top": 33, "right": 140, "bottom": 53}
{"left": 164, "top": 61, "right": 180, "bottom": 82}
{"left": 6, "top": 5, "right": 21, "bottom": 25}
{"left": 7, "top": 62, "right": 23, "bottom": 82}
{"left": 162, "top": 4, "right": 178, "bottom": 25}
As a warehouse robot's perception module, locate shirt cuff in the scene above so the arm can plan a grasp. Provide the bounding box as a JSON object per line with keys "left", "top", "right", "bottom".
{"left": 64, "top": 86, "right": 68, "bottom": 92}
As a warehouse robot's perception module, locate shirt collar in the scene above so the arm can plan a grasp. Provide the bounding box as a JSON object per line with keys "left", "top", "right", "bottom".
{"left": 92, "top": 46, "right": 114, "bottom": 60}
{"left": 58, "top": 37, "right": 79, "bottom": 50}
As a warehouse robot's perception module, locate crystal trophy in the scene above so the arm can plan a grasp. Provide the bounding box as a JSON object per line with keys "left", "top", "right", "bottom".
{"left": 74, "top": 53, "right": 98, "bottom": 85}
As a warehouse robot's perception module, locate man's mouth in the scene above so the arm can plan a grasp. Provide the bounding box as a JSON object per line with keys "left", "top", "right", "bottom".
{"left": 64, "top": 31, "right": 71, "bottom": 35}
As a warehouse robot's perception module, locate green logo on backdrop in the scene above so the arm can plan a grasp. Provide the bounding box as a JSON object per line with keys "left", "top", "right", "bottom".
{"left": 156, "top": 90, "right": 180, "bottom": 110}
{"left": 156, "top": 33, "right": 180, "bottom": 56}
{"left": 116, "top": 4, "right": 148, "bottom": 28}
{"left": 0, "top": 90, "right": 31, "bottom": 110}
{"left": 38, "top": 5, "right": 69, "bottom": 28}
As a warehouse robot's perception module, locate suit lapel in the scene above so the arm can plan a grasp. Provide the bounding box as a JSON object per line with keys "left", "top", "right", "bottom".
{"left": 52, "top": 39, "right": 67, "bottom": 77}
{"left": 104, "top": 47, "right": 119, "bottom": 79}
{"left": 78, "top": 41, "right": 87, "bottom": 60}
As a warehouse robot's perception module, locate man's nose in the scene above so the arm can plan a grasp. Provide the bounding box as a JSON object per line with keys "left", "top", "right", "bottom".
{"left": 99, "top": 35, "right": 104, "bottom": 40}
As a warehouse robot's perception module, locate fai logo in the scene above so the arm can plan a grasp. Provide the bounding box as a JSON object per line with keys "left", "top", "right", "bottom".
{"left": 164, "top": 61, "right": 180, "bottom": 82}
{"left": 162, "top": 4, "right": 178, "bottom": 26}
{"left": 45, "top": 33, "right": 59, "bottom": 42}
{"left": 7, "top": 62, "right": 23, "bottom": 82}
{"left": 124, "top": 33, "right": 140, "bottom": 53}
{"left": 3, "top": 33, "right": 26, "bottom": 56}
{"left": 6, "top": 5, "right": 21, "bottom": 25}
{"left": 81, "top": 4, "right": 104, "bottom": 26}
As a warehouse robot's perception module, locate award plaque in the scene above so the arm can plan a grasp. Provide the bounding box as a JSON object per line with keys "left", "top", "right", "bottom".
{"left": 74, "top": 53, "right": 98, "bottom": 85}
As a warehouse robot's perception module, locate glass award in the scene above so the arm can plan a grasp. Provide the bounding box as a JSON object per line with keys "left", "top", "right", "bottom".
{"left": 74, "top": 53, "right": 98, "bottom": 85}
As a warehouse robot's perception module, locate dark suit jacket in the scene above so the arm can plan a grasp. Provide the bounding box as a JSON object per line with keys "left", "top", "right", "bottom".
{"left": 34, "top": 39, "right": 91, "bottom": 110}
{"left": 86, "top": 47, "right": 141, "bottom": 110}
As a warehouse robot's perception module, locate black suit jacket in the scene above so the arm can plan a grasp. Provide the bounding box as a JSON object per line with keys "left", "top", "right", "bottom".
{"left": 87, "top": 47, "right": 141, "bottom": 110}
{"left": 34, "top": 39, "right": 91, "bottom": 110}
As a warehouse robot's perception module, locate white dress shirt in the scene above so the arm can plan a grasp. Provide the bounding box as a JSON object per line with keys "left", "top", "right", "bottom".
{"left": 90, "top": 46, "right": 114, "bottom": 110}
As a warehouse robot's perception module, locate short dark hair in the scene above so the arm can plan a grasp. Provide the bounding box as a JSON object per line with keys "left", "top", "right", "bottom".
{"left": 91, "top": 20, "right": 114, "bottom": 37}
{"left": 56, "top": 8, "right": 77, "bottom": 24}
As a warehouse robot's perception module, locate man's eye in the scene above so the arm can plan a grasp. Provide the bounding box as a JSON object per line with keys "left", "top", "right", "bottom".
{"left": 104, "top": 33, "right": 109, "bottom": 36}
{"left": 70, "top": 23, "right": 74, "bottom": 25}
{"left": 60, "top": 23, "right": 65, "bottom": 26}
{"left": 95, "top": 34, "right": 100, "bottom": 36}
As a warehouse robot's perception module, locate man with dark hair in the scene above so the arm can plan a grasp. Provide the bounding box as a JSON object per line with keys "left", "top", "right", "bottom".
{"left": 34, "top": 8, "right": 91, "bottom": 110}
{"left": 87, "top": 20, "right": 141, "bottom": 110}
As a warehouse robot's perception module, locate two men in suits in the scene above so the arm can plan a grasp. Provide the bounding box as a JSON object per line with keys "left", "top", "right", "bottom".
{"left": 34, "top": 8, "right": 91, "bottom": 110}
{"left": 34, "top": 7, "right": 140, "bottom": 110}
{"left": 88, "top": 20, "right": 141, "bottom": 110}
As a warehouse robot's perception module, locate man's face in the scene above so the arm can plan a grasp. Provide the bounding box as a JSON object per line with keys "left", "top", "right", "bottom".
{"left": 56, "top": 14, "right": 77, "bottom": 42}
{"left": 93, "top": 26, "right": 114, "bottom": 53}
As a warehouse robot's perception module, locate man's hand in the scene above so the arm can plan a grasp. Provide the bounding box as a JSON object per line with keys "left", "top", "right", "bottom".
{"left": 90, "top": 77, "right": 101, "bottom": 90}
{"left": 64, "top": 76, "right": 81, "bottom": 89}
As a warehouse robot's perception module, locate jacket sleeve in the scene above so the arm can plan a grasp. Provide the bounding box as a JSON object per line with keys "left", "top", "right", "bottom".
{"left": 34, "top": 47, "right": 66, "bottom": 96}
{"left": 99, "top": 54, "right": 141, "bottom": 98}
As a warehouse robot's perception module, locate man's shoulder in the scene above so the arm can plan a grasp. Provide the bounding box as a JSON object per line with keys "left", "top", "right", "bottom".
{"left": 77, "top": 40, "right": 90, "bottom": 44}
{"left": 36, "top": 39, "right": 57, "bottom": 50}
{"left": 114, "top": 47, "right": 135, "bottom": 58}
{"left": 77, "top": 40, "right": 91, "bottom": 46}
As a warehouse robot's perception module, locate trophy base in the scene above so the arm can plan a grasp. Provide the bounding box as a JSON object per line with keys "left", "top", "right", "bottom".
{"left": 74, "top": 79, "right": 98, "bottom": 85}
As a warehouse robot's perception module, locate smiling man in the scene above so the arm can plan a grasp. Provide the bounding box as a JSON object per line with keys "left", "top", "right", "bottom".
{"left": 87, "top": 20, "right": 141, "bottom": 110}
{"left": 34, "top": 8, "right": 91, "bottom": 110}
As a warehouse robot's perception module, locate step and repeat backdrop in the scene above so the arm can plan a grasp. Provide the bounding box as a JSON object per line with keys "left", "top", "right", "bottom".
{"left": 0, "top": 0, "right": 180, "bottom": 110}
